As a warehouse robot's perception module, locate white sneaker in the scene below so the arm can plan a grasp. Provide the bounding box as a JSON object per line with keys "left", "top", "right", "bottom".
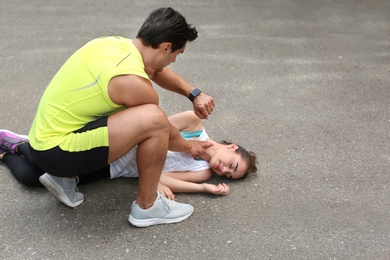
{"left": 128, "top": 192, "right": 194, "bottom": 227}
{"left": 39, "top": 173, "right": 84, "bottom": 207}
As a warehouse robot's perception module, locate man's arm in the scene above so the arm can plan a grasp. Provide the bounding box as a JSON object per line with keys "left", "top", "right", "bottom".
{"left": 109, "top": 74, "right": 211, "bottom": 160}
{"left": 147, "top": 67, "right": 215, "bottom": 119}
{"left": 108, "top": 74, "right": 159, "bottom": 107}
{"left": 167, "top": 123, "right": 211, "bottom": 162}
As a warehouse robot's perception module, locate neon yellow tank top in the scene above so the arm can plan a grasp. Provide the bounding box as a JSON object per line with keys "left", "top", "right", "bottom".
{"left": 29, "top": 36, "right": 149, "bottom": 150}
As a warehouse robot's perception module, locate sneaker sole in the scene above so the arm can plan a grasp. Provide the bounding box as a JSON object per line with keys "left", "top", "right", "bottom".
{"left": 39, "top": 174, "right": 83, "bottom": 208}
{"left": 0, "top": 129, "right": 28, "bottom": 140}
{"left": 128, "top": 210, "right": 194, "bottom": 228}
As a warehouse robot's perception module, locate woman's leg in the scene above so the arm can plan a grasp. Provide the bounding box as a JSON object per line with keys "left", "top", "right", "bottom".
{"left": 1, "top": 142, "right": 110, "bottom": 187}
{"left": 17, "top": 143, "right": 42, "bottom": 168}
{"left": 2, "top": 152, "right": 44, "bottom": 187}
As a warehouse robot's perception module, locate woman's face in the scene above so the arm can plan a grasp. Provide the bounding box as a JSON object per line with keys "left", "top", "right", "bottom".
{"left": 208, "top": 144, "right": 248, "bottom": 179}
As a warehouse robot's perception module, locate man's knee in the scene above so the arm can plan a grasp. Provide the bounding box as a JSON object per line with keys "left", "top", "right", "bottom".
{"left": 140, "top": 105, "right": 170, "bottom": 132}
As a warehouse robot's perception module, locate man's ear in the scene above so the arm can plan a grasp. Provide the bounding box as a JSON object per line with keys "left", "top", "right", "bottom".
{"left": 160, "top": 42, "right": 172, "bottom": 53}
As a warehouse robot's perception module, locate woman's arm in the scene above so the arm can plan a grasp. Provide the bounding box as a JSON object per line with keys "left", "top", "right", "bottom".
{"left": 157, "top": 169, "right": 230, "bottom": 198}
{"left": 162, "top": 169, "right": 212, "bottom": 182}
{"left": 159, "top": 174, "right": 230, "bottom": 197}
{"left": 168, "top": 110, "right": 203, "bottom": 132}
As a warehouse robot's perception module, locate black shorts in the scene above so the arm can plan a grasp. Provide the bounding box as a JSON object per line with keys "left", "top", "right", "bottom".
{"left": 29, "top": 117, "right": 109, "bottom": 177}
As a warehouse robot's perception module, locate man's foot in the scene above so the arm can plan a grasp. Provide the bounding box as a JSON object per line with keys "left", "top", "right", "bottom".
{"left": 39, "top": 173, "right": 84, "bottom": 207}
{"left": 128, "top": 192, "right": 194, "bottom": 227}
{"left": 0, "top": 129, "right": 28, "bottom": 154}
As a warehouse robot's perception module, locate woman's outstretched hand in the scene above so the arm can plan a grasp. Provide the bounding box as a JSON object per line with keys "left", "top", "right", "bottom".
{"left": 203, "top": 183, "right": 230, "bottom": 196}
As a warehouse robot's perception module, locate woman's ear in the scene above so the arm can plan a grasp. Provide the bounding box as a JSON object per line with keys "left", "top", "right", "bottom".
{"left": 228, "top": 144, "right": 239, "bottom": 150}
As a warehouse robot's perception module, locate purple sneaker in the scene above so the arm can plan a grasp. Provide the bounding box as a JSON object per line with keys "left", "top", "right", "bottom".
{"left": 0, "top": 129, "right": 28, "bottom": 154}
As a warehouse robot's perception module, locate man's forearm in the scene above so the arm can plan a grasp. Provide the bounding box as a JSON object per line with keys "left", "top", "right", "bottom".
{"left": 150, "top": 67, "right": 194, "bottom": 97}
{"left": 167, "top": 123, "right": 192, "bottom": 153}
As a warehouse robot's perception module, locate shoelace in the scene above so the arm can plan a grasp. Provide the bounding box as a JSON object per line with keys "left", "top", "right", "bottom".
{"left": 1, "top": 137, "right": 18, "bottom": 150}
{"left": 161, "top": 196, "right": 179, "bottom": 211}
{"left": 1, "top": 138, "right": 26, "bottom": 154}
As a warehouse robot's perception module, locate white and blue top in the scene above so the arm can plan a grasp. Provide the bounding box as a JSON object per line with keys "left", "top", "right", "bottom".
{"left": 109, "top": 128, "right": 210, "bottom": 178}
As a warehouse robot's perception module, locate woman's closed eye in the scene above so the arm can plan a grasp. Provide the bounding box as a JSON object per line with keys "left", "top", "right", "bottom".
{"left": 230, "top": 162, "right": 238, "bottom": 172}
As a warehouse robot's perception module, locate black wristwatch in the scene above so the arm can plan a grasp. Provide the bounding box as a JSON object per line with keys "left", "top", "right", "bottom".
{"left": 188, "top": 88, "right": 201, "bottom": 102}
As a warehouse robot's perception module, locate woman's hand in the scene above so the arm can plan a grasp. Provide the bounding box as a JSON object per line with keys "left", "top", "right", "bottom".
{"left": 202, "top": 183, "right": 230, "bottom": 196}
{"left": 158, "top": 182, "right": 175, "bottom": 200}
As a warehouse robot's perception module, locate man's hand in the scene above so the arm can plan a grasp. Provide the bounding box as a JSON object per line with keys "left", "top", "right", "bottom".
{"left": 193, "top": 93, "right": 215, "bottom": 119}
{"left": 187, "top": 140, "right": 213, "bottom": 162}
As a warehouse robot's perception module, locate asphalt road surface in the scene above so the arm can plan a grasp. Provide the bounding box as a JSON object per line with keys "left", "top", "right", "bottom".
{"left": 1, "top": 0, "right": 389, "bottom": 259}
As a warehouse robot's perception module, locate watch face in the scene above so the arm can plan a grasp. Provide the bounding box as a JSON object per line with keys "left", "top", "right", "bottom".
{"left": 192, "top": 89, "right": 201, "bottom": 96}
{"left": 190, "top": 88, "right": 201, "bottom": 101}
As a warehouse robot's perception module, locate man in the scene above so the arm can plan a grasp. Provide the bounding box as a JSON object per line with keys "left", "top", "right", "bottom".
{"left": 27, "top": 7, "right": 215, "bottom": 227}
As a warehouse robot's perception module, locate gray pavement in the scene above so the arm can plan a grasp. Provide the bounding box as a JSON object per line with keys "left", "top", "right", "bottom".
{"left": 1, "top": 0, "right": 390, "bottom": 259}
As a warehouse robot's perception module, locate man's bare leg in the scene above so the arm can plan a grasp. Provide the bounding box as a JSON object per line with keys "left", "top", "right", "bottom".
{"left": 107, "top": 104, "right": 169, "bottom": 209}
{"left": 108, "top": 104, "right": 194, "bottom": 227}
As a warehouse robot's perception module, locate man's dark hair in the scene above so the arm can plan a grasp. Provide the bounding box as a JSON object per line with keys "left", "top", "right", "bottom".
{"left": 136, "top": 7, "right": 198, "bottom": 52}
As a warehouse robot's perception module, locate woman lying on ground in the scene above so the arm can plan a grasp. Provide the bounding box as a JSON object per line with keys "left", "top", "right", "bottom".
{"left": 0, "top": 111, "right": 257, "bottom": 201}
